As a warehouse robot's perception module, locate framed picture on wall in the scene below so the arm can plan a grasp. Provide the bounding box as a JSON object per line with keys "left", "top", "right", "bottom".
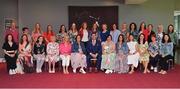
{"left": 4, "top": 18, "right": 14, "bottom": 30}
{"left": 68, "top": 6, "right": 118, "bottom": 30}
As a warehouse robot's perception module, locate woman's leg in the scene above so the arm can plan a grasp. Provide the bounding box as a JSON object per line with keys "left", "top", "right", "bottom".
{"left": 48, "top": 60, "right": 52, "bottom": 73}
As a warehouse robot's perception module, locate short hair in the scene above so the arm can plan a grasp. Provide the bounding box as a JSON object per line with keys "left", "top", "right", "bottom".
{"left": 22, "top": 27, "right": 29, "bottom": 32}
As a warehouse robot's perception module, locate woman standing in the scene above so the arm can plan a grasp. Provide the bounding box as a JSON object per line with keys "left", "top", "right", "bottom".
{"left": 68, "top": 23, "right": 78, "bottom": 43}
{"left": 137, "top": 33, "right": 150, "bottom": 74}
{"left": 47, "top": 36, "right": 59, "bottom": 73}
{"left": 139, "top": 22, "right": 149, "bottom": 41}
{"left": 56, "top": 25, "right": 67, "bottom": 43}
{"left": 114, "top": 34, "right": 129, "bottom": 73}
{"left": 159, "top": 34, "right": 173, "bottom": 74}
{"left": 43, "top": 25, "right": 55, "bottom": 43}
{"left": 59, "top": 35, "right": 72, "bottom": 74}
{"left": 101, "top": 35, "right": 116, "bottom": 74}
{"left": 100, "top": 24, "right": 110, "bottom": 42}
{"left": 32, "top": 23, "right": 42, "bottom": 45}
{"left": 79, "top": 22, "right": 89, "bottom": 48}
{"left": 127, "top": 34, "right": 140, "bottom": 74}
{"left": 129, "top": 22, "right": 138, "bottom": 41}
{"left": 167, "top": 24, "right": 177, "bottom": 65}
{"left": 33, "top": 36, "right": 46, "bottom": 73}
{"left": 2, "top": 34, "right": 18, "bottom": 75}
{"left": 71, "top": 35, "right": 87, "bottom": 74}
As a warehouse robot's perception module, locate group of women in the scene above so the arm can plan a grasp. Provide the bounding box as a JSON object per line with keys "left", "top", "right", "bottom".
{"left": 2, "top": 21, "right": 177, "bottom": 75}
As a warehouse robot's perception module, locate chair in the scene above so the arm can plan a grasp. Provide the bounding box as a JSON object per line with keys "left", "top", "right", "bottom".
{"left": 167, "top": 59, "right": 174, "bottom": 70}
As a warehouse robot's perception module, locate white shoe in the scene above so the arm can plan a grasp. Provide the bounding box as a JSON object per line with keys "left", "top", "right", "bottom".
{"left": 51, "top": 70, "right": 55, "bottom": 73}
{"left": 73, "top": 69, "right": 76, "bottom": 73}
{"left": 154, "top": 67, "right": 158, "bottom": 72}
{"left": 105, "top": 70, "right": 110, "bottom": 74}
{"left": 80, "top": 68, "right": 86, "bottom": 74}
{"left": 12, "top": 69, "right": 16, "bottom": 74}
{"left": 151, "top": 66, "right": 154, "bottom": 70}
{"left": 36, "top": 69, "right": 40, "bottom": 73}
{"left": 49, "top": 70, "right": 52, "bottom": 73}
{"left": 109, "top": 70, "right": 113, "bottom": 73}
{"left": 39, "top": 69, "right": 42, "bottom": 73}
{"left": 9, "top": 69, "right": 13, "bottom": 75}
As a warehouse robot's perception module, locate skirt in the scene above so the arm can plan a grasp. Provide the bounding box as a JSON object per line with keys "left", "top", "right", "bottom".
{"left": 101, "top": 53, "right": 116, "bottom": 70}
{"left": 71, "top": 53, "right": 87, "bottom": 69}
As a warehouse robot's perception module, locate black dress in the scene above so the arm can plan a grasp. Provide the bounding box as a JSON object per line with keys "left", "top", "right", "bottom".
{"left": 2, "top": 42, "right": 18, "bottom": 71}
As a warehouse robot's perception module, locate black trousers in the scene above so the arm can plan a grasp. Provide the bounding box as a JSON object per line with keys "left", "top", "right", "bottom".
{"left": 149, "top": 54, "right": 160, "bottom": 67}
{"left": 159, "top": 55, "right": 173, "bottom": 71}
{"left": 5, "top": 55, "right": 17, "bottom": 72}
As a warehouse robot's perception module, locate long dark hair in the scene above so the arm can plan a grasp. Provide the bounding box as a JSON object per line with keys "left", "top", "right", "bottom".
{"left": 162, "top": 34, "right": 171, "bottom": 43}
{"left": 59, "top": 25, "right": 67, "bottom": 33}
{"left": 5, "top": 34, "right": 14, "bottom": 43}
{"left": 20, "top": 34, "right": 29, "bottom": 47}
{"left": 117, "top": 34, "right": 125, "bottom": 43}
{"left": 46, "top": 25, "right": 54, "bottom": 35}
{"left": 129, "top": 22, "right": 137, "bottom": 32}
{"left": 36, "top": 35, "right": 46, "bottom": 44}
{"left": 138, "top": 33, "right": 146, "bottom": 44}
{"left": 139, "top": 22, "right": 146, "bottom": 32}
{"left": 167, "top": 24, "right": 174, "bottom": 33}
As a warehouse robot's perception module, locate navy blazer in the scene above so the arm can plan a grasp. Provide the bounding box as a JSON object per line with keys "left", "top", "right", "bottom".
{"left": 71, "top": 41, "right": 87, "bottom": 54}
{"left": 87, "top": 39, "right": 102, "bottom": 55}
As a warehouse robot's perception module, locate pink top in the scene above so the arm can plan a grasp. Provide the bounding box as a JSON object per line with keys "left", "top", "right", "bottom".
{"left": 5, "top": 28, "right": 19, "bottom": 44}
{"left": 59, "top": 42, "right": 72, "bottom": 55}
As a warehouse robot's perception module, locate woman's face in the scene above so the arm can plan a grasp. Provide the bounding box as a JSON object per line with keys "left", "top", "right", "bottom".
{"left": 64, "top": 36, "right": 69, "bottom": 42}
{"left": 11, "top": 22, "right": 16, "bottom": 29}
{"left": 113, "top": 24, "right": 116, "bottom": 30}
{"left": 131, "top": 24, "right": 135, "bottom": 29}
{"left": 93, "top": 24, "right": 97, "bottom": 29}
{"left": 61, "top": 26, "right": 65, "bottom": 32}
{"left": 83, "top": 23, "right": 87, "bottom": 29}
{"left": 76, "top": 36, "right": 81, "bottom": 42}
{"left": 102, "top": 24, "right": 107, "bottom": 31}
{"left": 72, "top": 23, "right": 76, "bottom": 29}
{"left": 39, "top": 37, "right": 43, "bottom": 43}
{"left": 140, "top": 34, "right": 144, "bottom": 41}
{"left": 129, "top": 35, "right": 134, "bottom": 41}
{"left": 164, "top": 35, "right": 169, "bottom": 42}
{"left": 148, "top": 25, "right": 152, "bottom": 31}
{"left": 36, "top": 24, "right": 40, "bottom": 29}
{"left": 151, "top": 36, "right": 156, "bottom": 42}
{"left": 141, "top": 23, "right": 145, "bottom": 29}
{"left": 107, "top": 36, "right": 112, "bottom": 42}
{"left": 119, "top": 36, "right": 123, "bottom": 42}
{"left": 22, "top": 35, "right": 27, "bottom": 42}
{"left": 169, "top": 26, "right": 173, "bottom": 32}
{"left": 47, "top": 25, "right": 52, "bottom": 32}
{"left": 8, "top": 35, "right": 13, "bottom": 42}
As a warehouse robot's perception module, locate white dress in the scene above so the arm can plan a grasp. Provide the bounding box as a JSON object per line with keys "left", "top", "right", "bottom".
{"left": 127, "top": 41, "right": 140, "bottom": 68}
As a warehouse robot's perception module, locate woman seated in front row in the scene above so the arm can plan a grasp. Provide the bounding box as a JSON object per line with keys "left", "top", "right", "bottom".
{"left": 127, "top": 34, "right": 140, "bottom": 74}
{"left": 114, "top": 34, "right": 129, "bottom": 74}
{"left": 71, "top": 35, "right": 87, "bottom": 74}
{"left": 33, "top": 35, "right": 46, "bottom": 73}
{"left": 159, "top": 34, "right": 174, "bottom": 74}
{"left": 101, "top": 35, "right": 116, "bottom": 74}
{"left": 46, "top": 36, "right": 59, "bottom": 73}
{"left": 17, "top": 34, "right": 33, "bottom": 73}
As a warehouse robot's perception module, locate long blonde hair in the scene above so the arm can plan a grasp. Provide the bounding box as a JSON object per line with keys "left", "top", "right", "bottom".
{"left": 33, "top": 23, "right": 42, "bottom": 34}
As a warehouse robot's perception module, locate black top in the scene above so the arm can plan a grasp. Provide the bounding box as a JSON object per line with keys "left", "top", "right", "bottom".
{"left": 33, "top": 43, "right": 46, "bottom": 55}
{"left": 2, "top": 42, "right": 18, "bottom": 55}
